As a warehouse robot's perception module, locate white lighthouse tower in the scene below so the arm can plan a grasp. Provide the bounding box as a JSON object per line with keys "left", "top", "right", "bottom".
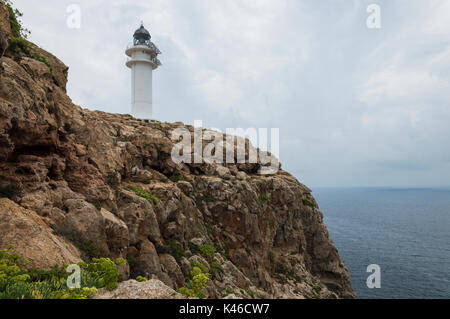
{"left": 125, "top": 23, "right": 161, "bottom": 120}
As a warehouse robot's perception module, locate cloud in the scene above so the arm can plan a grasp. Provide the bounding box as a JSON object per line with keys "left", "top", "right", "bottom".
{"left": 359, "top": 67, "right": 449, "bottom": 104}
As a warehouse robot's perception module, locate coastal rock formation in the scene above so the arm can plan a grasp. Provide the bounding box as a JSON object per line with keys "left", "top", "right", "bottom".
{"left": 0, "top": 2, "right": 355, "bottom": 299}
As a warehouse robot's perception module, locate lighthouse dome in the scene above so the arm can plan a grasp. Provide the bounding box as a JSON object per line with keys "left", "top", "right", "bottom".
{"left": 133, "top": 24, "right": 151, "bottom": 43}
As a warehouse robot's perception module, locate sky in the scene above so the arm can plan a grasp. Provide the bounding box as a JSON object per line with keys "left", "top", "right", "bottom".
{"left": 11, "top": 0, "right": 450, "bottom": 187}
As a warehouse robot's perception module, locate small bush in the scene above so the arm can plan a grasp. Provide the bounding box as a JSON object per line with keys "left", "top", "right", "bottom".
{"left": 205, "top": 225, "right": 213, "bottom": 235}
{"left": 126, "top": 256, "right": 137, "bottom": 268}
{"left": 302, "top": 197, "right": 315, "bottom": 210}
{"left": 198, "top": 244, "right": 216, "bottom": 260}
{"left": 203, "top": 195, "right": 216, "bottom": 203}
{"left": 178, "top": 267, "right": 210, "bottom": 299}
{"left": 170, "top": 175, "right": 186, "bottom": 182}
{"left": 178, "top": 286, "right": 195, "bottom": 297}
{"left": 209, "top": 262, "right": 223, "bottom": 279}
{"left": 0, "top": 245, "right": 124, "bottom": 299}
{"left": 92, "top": 201, "right": 102, "bottom": 211}
{"left": 189, "top": 260, "right": 208, "bottom": 274}
{"left": 7, "top": 36, "right": 29, "bottom": 54}
{"left": 256, "top": 194, "right": 270, "bottom": 207}
{"left": 5, "top": 0, "right": 30, "bottom": 39}
{"left": 31, "top": 50, "right": 50, "bottom": 68}
{"left": 115, "top": 258, "right": 126, "bottom": 267}
{"left": 166, "top": 240, "right": 185, "bottom": 261}
{"left": 269, "top": 251, "right": 275, "bottom": 262}
{"left": 244, "top": 287, "right": 255, "bottom": 298}
{"left": 136, "top": 276, "right": 147, "bottom": 282}
{"left": 128, "top": 186, "right": 160, "bottom": 205}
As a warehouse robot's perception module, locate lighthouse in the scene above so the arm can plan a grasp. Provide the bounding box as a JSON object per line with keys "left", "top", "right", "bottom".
{"left": 126, "top": 23, "right": 161, "bottom": 120}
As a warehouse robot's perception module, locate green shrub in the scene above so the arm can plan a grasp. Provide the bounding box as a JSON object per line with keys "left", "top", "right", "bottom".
{"left": 205, "top": 225, "right": 213, "bottom": 235}
{"left": 189, "top": 260, "right": 208, "bottom": 274}
{"left": 203, "top": 195, "right": 216, "bottom": 203}
{"left": 170, "top": 175, "right": 186, "bottom": 182}
{"left": 127, "top": 256, "right": 137, "bottom": 266}
{"left": 302, "top": 197, "right": 315, "bottom": 210}
{"left": 128, "top": 186, "right": 160, "bottom": 205}
{"left": 79, "top": 257, "right": 122, "bottom": 291}
{"left": 260, "top": 194, "right": 270, "bottom": 203}
{"left": 31, "top": 50, "right": 50, "bottom": 67}
{"left": 4, "top": 0, "right": 30, "bottom": 39}
{"left": 256, "top": 194, "right": 271, "bottom": 207}
{"left": 178, "top": 286, "right": 195, "bottom": 297}
{"left": 92, "top": 201, "right": 102, "bottom": 211}
{"left": 7, "top": 36, "right": 29, "bottom": 54}
{"left": 0, "top": 245, "right": 124, "bottom": 299}
{"left": 269, "top": 251, "right": 275, "bottom": 262}
{"left": 136, "top": 276, "right": 147, "bottom": 282}
{"left": 198, "top": 244, "right": 215, "bottom": 260}
{"left": 209, "top": 262, "right": 223, "bottom": 279}
{"left": 115, "top": 258, "right": 126, "bottom": 267}
{"left": 166, "top": 240, "right": 185, "bottom": 261}
{"left": 178, "top": 267, "right": 210, "bottom": 299}
{"left": 244, "top": 287, "right": 255, "bottom": 298}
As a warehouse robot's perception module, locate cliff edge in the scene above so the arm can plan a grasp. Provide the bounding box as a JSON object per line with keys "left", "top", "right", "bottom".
{"left": 0, "top": 2, "right": 355, "bottom": 299}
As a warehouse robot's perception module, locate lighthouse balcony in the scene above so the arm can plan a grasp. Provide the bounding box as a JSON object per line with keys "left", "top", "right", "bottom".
{"left": 126, "top": 56, "right": 161, "bottom": 69}
{"left": 126, "top": 43, "right": 161, "bottom": 57}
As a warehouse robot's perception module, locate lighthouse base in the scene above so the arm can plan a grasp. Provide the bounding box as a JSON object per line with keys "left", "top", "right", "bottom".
{"left": 132, "top": 101, "right": 153, "bottom": 120}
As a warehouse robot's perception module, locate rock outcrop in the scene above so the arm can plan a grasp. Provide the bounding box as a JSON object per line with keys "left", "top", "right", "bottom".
{"left": 94, "top": 279, "right": 184, "bottom": 299}
{"left": 0, "top": 2, "right": 355, "bottom": 299}
{"left": 0, "top": 198, "right": 82, "bottom": 269}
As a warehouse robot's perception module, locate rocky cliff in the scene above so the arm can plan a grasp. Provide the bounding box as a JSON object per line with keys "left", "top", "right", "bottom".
{"left": 0, "top": 2, "right": 355, "bottom": 299}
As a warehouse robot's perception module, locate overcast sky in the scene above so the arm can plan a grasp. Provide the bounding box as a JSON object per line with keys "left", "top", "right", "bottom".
{"left": 12, "top": 0, "right": 450, "bottom": 187}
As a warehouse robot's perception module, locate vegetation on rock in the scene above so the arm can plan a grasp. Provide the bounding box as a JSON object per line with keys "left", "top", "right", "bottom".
{"left": 0, "top": 245, "right": 125, "bottom": 299}
{"left": 128, "top": 186, "right": 160, "bottom": 205}
{"left": 4, "top": 1, "right": 51, "bottom": 69}
{"left": 178, "top": 266, "right": 210, "bottom": 299}
{"left": 4, "top": 0, "right": 30, "bottom": 38}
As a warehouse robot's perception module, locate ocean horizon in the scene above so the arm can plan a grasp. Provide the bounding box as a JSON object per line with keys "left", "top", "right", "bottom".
{"left": 314, "top": 187, "right": 450, "bottom": 299}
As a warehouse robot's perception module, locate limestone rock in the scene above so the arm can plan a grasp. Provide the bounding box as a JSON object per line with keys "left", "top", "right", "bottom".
{"left": 100, "top": 208, "right": 129, "bottom": 254}
{"left": 159, "top": 254, "right": 185, "bottom": 289}
{"left": 0, "top": 198, "right": 82, "bottom": 269}
{"left": 0, "top": 4, "right": 11, "bottom": 37}
{"left": 94, "top": 279, "right": 183, "bottom": 299}
{"left": 0, "top": 30, "right": 7, "bottom": 66}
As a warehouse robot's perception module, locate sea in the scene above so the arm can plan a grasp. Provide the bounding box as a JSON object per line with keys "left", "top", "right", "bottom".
{"left": 313, "top": 187, "right": 450, "bottom": 299}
